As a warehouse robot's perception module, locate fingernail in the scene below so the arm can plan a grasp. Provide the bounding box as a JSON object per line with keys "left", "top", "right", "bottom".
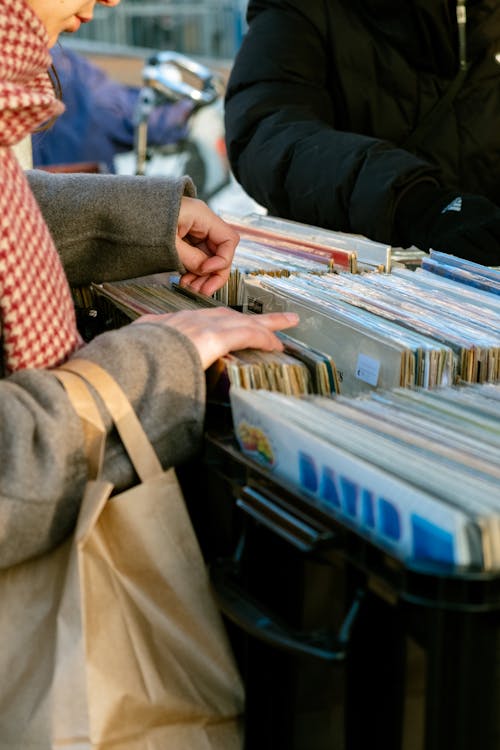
{"left": 284, "top": 312, "right": 299, "bottom": 323}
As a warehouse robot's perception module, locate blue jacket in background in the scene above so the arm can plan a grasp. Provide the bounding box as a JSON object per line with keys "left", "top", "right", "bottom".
{"left": 33, "top": 46, "right": 192, "bottom": 173}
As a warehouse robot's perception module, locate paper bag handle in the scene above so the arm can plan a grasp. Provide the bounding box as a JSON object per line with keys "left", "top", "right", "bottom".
{"left": 59, "top": 358, "right": 163, "bottom": 481}
{"left": 52, "top": 369, "right": 106, "bottom": 480}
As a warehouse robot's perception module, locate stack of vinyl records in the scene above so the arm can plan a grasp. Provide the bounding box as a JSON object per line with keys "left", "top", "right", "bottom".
{"left": 214, "top": 238, "right": 333, "bottom": 306}
{"left": 241, "top": 258, "right": 500, "bottom": 393}
{"left": 91, "top": 276, "right": 340, "bottom": 398}
{"left": 221, "top": 211, "right": 392, "bottom": 272}
{"left": 230, "top": 382, "right": 500, "bottom": 570}
{"left": 422, "top": 249, "right": 500, "bottom": 291}
{"left": 92, "top": 249, "right": 500, "bottom": 397}
{"left": 213, "top": 211, "right": 399, "bottom": 305}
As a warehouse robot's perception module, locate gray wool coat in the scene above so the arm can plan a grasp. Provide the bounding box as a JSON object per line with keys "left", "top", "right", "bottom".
{"left": 0, "top": 170, "right": 206, "bottom": 569}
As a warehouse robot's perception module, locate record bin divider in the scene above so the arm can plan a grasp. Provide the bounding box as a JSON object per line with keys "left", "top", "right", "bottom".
{"left": 178, "top": 404, "right": 500, "bottom": 750}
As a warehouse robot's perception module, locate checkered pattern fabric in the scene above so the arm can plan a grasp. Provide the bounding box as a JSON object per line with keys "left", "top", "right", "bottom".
{"left": 0, "top": 0, "right": 82, "bottom": 372}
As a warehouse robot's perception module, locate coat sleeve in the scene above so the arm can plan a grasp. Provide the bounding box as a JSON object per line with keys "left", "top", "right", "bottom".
{"left": 27, "top": 170, "right": 196, "bottom": 285}
{"left": 0, "top": 170, "right": 204, "bottom": 569}
{"left": 0, "top": 321, "right": 206, "bottom": 569}
{"left": 224, "top": 0, "right": 438, "bottom": 244}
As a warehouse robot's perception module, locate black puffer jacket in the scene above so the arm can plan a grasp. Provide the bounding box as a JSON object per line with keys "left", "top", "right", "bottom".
{"left": 225, "top": 0, "right": 500, "bottom": 245}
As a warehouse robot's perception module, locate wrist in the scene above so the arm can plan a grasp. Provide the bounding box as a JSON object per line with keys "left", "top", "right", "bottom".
{"left": 393, "top": 179, "right": 445, "bottom": 249}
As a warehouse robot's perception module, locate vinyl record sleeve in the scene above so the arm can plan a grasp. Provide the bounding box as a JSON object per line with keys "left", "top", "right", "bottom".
{"left": 230, "top": 388, "right": 488, "bottom": 569}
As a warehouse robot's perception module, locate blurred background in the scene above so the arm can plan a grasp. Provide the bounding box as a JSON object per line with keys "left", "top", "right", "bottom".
{"left": 61, "top": 0, "right": 248, "bottom": 85}
{"left": 44, "top": 0, "right": 261, "bottom": 214}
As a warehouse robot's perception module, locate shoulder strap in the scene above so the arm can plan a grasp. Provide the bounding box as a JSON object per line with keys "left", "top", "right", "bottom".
{"left": 52, "top": 369, "right": 105, "bottom": 480}
{"left": 401, "top": 66, "right": 468, "bottom": 152}
{"left": 58, "top": 358, "right": 163, "bottom": 481}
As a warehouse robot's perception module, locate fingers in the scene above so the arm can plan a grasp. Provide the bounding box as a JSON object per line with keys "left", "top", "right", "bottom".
{"left": 133, "top": 308, "right": 300, "bottom": 370}
{"left": 191, "top": 309, "right": 299, "bottom": 368}
{"left": 177, "top": 240, "right": 231, "bottom": 283}
{"left": 179, "top": 270, "right": 229, "bottom": 297}
{"left": 178, "top": 198, "right": 239, "bottom": 257}
{"left": 249, "top": 311, "right": 300, "bottom": 334}
{"left": 176, "top": 197, "right": 239, "bottom": 293}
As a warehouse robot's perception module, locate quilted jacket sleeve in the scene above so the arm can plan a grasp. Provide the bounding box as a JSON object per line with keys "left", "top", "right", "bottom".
{"left": 224, "top": 0, "right": 438, "bottom": 243}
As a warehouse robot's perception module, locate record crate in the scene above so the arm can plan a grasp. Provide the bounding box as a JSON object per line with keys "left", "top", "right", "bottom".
{"left": 179, "top": 409, "right": 500, "bottom": 750}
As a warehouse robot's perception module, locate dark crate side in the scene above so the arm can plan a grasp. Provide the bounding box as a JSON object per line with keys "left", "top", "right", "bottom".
{"left": 179, "top": 430, "right": 500, "bottom": 750}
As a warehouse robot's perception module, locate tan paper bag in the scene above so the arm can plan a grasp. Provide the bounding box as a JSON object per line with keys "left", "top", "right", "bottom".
{"left": 0, "top": 359, "right": 244, "bottom": 749}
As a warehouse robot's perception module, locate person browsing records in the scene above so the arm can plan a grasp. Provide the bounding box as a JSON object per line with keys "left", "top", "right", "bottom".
{"left": 0, "top": 0, "right": 299, "bottom": 568}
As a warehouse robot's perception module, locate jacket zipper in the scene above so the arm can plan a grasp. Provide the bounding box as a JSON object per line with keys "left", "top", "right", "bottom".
{"left": 456, "top": 0, "right": 468, "bottom": 70}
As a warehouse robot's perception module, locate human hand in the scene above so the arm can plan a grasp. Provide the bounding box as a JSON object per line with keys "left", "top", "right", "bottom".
{"left": 394, "top": 183, "right": 500, "bottom": 266}
{"left": 175, "top": 197, "right": 239, "bottom": 296}
{"left": 134, "top": 307, "right": 300, "bottom": 369}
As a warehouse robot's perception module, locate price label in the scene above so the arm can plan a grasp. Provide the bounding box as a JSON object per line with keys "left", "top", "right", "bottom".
{"left": 355, "top": 353, "right": 380, "bottom": 386}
